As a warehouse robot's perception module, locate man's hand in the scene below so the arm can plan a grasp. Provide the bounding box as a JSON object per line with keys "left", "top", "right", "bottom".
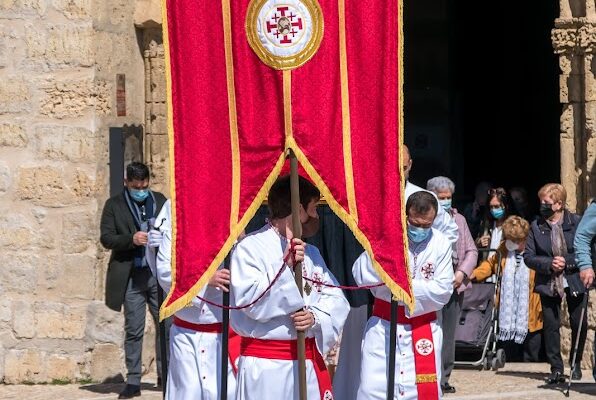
{"left": 133, "top": 231, "right": 148, "bottom": 246}
{"left": 291, "top": 309, "right": 315, "bottom": 332}
{"left": 453, "top": 270, "right": 465, "bottom": 289}
{"left": 208, "top": 269, "right": 231, "bottom": 292}
{"left": 579, "top": 268, "right": 595, "bottom": 288}
{"left": 552, "top": 256, "right": 566, "bottom": 273}
{"left": 284, "top": 238, "right": 305, "bottom": 267}
{"left": 147, "top": 229, "right": 163, "bottom": 248}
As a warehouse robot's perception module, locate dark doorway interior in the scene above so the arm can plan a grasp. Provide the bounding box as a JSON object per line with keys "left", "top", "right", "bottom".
{"left": 404, "top": 0, "right": 560, "bottom": 209}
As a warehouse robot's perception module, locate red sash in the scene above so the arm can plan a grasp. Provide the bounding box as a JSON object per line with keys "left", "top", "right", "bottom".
{"left": 372, "top": 299, "right": 439, "bottom": 399}
{"left": 240, "top": 337, "right": 333, "bottom": 400}
{"left": 173, "top": 317, "right": 241, "bottom": 375}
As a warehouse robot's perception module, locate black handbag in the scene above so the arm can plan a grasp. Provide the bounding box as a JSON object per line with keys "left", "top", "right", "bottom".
{"left": 565, "top": 268, "right": 586, "bottom": 297}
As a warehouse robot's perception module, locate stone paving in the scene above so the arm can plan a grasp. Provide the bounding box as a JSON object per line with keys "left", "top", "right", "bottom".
{"left": 0, "top": 363, "right": 594, "bottom": 399}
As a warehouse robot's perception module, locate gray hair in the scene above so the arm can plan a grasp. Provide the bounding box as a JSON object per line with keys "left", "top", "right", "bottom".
{"left": 426, "top": 176, "right": 455, "bottom": 194}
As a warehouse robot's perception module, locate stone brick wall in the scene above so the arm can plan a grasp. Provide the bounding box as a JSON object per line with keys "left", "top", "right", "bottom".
{"left": 0, "top": 0, "right": 157, "bottom": 384}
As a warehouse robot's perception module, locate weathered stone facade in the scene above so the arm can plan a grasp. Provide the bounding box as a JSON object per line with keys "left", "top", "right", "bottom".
{"left": 0, "top": 0, "right": 595, "bottom": 385}
{"left": 553, "top": 0, "right": 596, "bottom": 369}
{"left": 0, "top": 0, "right": 158, "bottom": 384}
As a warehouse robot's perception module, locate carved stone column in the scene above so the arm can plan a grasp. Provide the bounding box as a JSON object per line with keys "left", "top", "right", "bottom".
{"left": 142, "top": 29, "right": 169, "bottom": 195}
{"left": 551, "top": 0, "right": 595, "bottom": 372}
{"left": 135, "top": 0, "right": 169, "bottom": 195}
{"left": 553, "top": 1, "right": 596, "bottom": 211}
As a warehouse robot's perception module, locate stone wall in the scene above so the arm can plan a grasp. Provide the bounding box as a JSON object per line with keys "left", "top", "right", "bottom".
{"left": 553, "top": 0, "right": 596, "bottom": 369}
{"left": 0, "top": 0, "right": 157, "bottom": 384}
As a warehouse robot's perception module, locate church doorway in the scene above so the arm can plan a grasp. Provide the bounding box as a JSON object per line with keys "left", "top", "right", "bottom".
{"left": 404, "top": 0, "right": 561, "bottom": 208}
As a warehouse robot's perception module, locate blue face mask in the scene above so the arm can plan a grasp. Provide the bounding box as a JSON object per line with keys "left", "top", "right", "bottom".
{"left": 439, "top": 199, "right": 452, "bottom": 211}
{"left": 129, "top": 188, "right": 149, "bottom": 202}
{"left": 407, "top": 225, "right": 431, "bottom": 243}
{"left": 490, "top": 207, "right": 505, "bottom": 219}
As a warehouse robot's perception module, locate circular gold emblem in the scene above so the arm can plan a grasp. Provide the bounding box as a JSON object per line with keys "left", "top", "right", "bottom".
{"left": 246, "top": 0, "right": 324, "bottom": 70}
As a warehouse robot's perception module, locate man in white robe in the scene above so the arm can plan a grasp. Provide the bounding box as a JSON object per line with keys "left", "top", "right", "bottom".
{"left": 333, "top": 145, "right": 457, "bottom": 400}
{"left": 230, "top": 175, "right": 350, "bottom": 400}
{"left": 353, "top": 191, "right": 454, "bottom": 400}
{"left": 150, "top": 203, "right": 238, "bottom": 400}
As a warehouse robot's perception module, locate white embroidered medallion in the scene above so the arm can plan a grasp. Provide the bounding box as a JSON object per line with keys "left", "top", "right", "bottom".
{"left": 246, "top": 0, "right": 324, "bottom": 70}
{"left": 415, "top": 338, "right": 434, "bottom": 356}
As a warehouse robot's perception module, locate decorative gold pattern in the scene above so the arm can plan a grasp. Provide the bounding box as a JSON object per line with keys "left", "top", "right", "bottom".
{"left": 415, "top": 373, "right": 437, "bottom": 384}
{"left": 246, "top": 0, "right": 324, "bottom": 70}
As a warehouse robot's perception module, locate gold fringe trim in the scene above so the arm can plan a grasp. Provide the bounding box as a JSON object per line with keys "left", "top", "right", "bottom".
{"left": 416, "top": 373, "right": 437, "bottom": 384}
{"left": 286, "top": 136, "right": 414, "bottom": 310}
{"left": 397, "top": 0, "right": 413, "bottom": 313}
{"left": 160, "top": 0, "right": 180, "bottom": 321}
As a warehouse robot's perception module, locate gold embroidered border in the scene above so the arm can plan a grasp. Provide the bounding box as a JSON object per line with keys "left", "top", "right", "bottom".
{"left": 415, "top": 373, "right": 437, "bottom": 384}
{"left": 338, "top": 0, "right": 358, "bottom": 222}
{"left": 222, "top": 0, "right": 241, "bottom": 230}
{"left": 283, "top": 69, "right": 293, "bottom": 139}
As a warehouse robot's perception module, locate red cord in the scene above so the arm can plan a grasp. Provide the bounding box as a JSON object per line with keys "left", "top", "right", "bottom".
{"left": 196, "top": 240, "right": 381, "bottom": 309}
{"left": 302, "top": 275, "right": 384, "bottom": 290}
{"left": 196, "top": 240, "right": 296, "bottom": 310}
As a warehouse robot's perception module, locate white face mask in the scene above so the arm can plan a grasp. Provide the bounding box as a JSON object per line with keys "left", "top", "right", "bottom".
{"left": 505, "top": 239, "right": 519, "bottom": 252}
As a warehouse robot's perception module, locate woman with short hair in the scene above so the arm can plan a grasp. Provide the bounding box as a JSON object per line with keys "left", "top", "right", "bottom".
{"left": 524, "top": 183, "right": 587, "bottom": 383}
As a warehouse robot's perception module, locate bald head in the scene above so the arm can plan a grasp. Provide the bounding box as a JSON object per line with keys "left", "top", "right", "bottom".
{"left": 402, "top": 144, "right": 412, "bottom": 181}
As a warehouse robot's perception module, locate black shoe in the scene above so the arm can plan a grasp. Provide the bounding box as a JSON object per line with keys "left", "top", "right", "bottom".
{"left": 118, "top": 384, "right": 141, "bottom": 399}
{"left": 571, "top": 367, "right": 582, "bottom": 381}
{"left": 547, "top": 371, "right": 565, "bottom": 384}
{"left": 441, "top": 383, "right": 456, "bottom": 394}
{"left": 156, "top": 377, "right": 162, "bottom": 388}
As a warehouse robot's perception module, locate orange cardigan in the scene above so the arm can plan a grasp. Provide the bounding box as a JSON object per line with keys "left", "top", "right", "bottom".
{"left": 472, "top": 243, "right": 543, "bottom": 333}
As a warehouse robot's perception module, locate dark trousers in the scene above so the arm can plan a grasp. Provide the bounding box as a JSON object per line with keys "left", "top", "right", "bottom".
{"left": 123, "top": 268, "right": 171, "bottom": 385}
{"left": 441, "top": 290, "right": 463, "bottom": 386}
{"left": 498, "top": 330, "right": 545, "bottom": 362}
{"left": 540, "top": 290, "right": 588, "bottom": 374}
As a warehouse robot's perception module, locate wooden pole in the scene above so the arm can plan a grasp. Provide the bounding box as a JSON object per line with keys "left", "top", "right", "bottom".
{"left": 220, "top": 252, "right": 231, "bottom": 400}
{"left": 387, "top": 299, "right": 398, "bottom": 400}
{"left": 289, "top": 149, "right": 307, "bottom": 400}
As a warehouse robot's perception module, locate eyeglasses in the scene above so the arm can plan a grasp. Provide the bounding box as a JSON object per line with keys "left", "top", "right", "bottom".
{"left": 488, "top": 187, "right": 506, "bottom": 196}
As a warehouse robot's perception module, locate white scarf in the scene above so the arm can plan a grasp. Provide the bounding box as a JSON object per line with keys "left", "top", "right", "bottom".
{"left": 498, "top": 250, "right": 530, "bottom": 344}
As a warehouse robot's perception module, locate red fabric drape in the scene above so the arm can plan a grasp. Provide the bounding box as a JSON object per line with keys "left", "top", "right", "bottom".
{"left": 162, "top": 0, "right": 410, "bottom": 318}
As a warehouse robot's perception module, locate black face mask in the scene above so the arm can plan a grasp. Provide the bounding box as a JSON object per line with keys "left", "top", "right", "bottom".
{"left": 301, "top": 216, "right": 320, "bottom": 238}
{"left": 540, "top": 204, "right": 555, "bottom": 219}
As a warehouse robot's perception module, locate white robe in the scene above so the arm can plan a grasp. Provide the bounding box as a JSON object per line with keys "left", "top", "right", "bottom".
{"left": 333, "top": 183, "right": 458, "bottom": 400}
{"left": 155, "top": 225, "right": 236, "bottom": 400}
{"left": 230, "top": 225, "right": 350, "bottom": 400}
{"left": 353, "top": 228, "right": 454, "bottom": 400}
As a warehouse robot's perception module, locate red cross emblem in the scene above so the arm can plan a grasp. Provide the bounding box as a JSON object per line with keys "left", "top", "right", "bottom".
{"left": 265, "top": 6, "right": 304, "bottom": 45}
{"left": 420, "top": 262, "right": 435, "bottom": 280}
{"left": 311, "top": 272, "right": 324, "bottom": 293}
{"left": 415, "top": 338, "right": 434, "bottom": 356}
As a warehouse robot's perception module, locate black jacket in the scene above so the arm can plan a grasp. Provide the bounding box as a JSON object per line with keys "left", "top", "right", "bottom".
{"left": 524, "top": 210, "right": 581, "bottom": 297}
{"left": 100, "top": 190, "right": 167, "bottom": 311}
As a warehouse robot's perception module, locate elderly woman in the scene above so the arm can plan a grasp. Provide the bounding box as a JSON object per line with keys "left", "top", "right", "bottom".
{"left": 427, "top": 176, "right": 478, "bottom": 394}
{"left": 524, "top": 183, "right": 587, "bottom": 383}
{"left": 470, "top": 216, "right": 543, "bottom": 362}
